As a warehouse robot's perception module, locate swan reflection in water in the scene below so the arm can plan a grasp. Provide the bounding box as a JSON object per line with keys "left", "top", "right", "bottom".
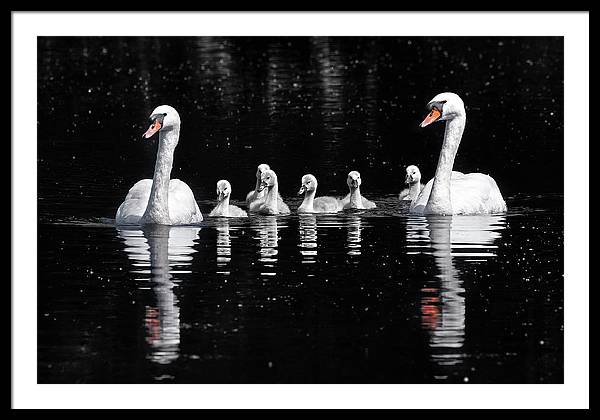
{"left": 299, "top": 214, "right": 318, "bottom": 263}
{"left": 252, "top": 216, "right": 282, "bottom": 278}
{"left": 215, "top": 218, "right": 232, "bottom": 275}
{"left": 346, "top": 214, "right": 363, "bottom": 258}
{"left": 406, "top": 214, "right": 506, "bottom": 381}
{"left": 116, "top": 224, "right": 200, "bottom": 365}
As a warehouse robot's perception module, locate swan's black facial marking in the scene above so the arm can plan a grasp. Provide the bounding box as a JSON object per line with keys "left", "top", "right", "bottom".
{"left": 149, "top": 112, "right": 167, "bottom": 125}
{"left": 426, "top": 100, "right": 446, "bottom": 114}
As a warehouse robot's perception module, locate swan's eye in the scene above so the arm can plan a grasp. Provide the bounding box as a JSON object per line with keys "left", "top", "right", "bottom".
{"left": 427, "top": 100, "right": 446, "bottom": 114}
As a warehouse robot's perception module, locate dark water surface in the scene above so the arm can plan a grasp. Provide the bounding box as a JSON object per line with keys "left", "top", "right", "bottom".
{"left": 37, "top": 37, "right": 563, "bottom": 383}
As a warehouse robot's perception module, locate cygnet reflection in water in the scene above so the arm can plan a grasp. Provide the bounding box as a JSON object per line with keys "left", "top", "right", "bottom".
{"left": 298, "top": 214, "right": 318, "bottom": 262}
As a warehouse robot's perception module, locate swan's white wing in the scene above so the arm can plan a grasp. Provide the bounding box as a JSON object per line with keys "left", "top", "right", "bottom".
{"left": 340, "top": 193, "right": 350, "bottom": 207}
{"left": 363, "top": 197, "right": 377, "bottom": 209}
{"left": 246, "top": 190, "right": 258, "bottom": 204}
{"left": 248, "top": 198, "right": 263, "bottom": 213}
{"left": 450, "top": 173, "right": 506, "bottom": 214}
{"left": 277, "top": 198, "right": 291, "bottom": 214}
{"left": 411, "top": 172, "right": 506, "bottom": 215}
{"left": 115, "top": 179, "right": 153, "bottom": 225}
{"left": 168, "top": 179, "right": 203, "bottom": 224}
{"left": 115, "top": 179, "right": 203, "bottom": 225}
{"left": 229, "top": 205, "right": 248, "bottom": 217}
{"left": 314, "top": 196, "right": 342, "bottom": 213}
{"left": 247, "top": 189, "right": 267, "bottom": 209}
{"left": 340, "top": 193, "right": 376, "bottom": 209}
{"left": 249, "top": 191, "right": 287, "bottom": 214}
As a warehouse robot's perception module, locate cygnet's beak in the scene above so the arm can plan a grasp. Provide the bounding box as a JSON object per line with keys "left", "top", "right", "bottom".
{"left": 298, "top": 185, "right": 307, "bottom": 195}
{"left": 257, "top": 181, "right": 267, "bottom": 192}
{"left": 217, "top": 190, "right": 225, "bottom": 201}
{"left": 405, "top": 174, "right": 412, "bottom": 184}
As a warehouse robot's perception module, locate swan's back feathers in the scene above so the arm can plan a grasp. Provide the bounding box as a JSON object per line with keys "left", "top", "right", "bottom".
{"left": 399, "top": 184, "right": 424, "bottom": 201}
{"left": 247, "top": 190, "right": 284, "bottom": 208}
{"left": 115, "top": 179, "right": 153, "bottom": 225}
{"left": 115, "top": 179, "right": 203, "bottom": 225}
{"left": 228, "top": 205, "right": 248, "bottom": 217}
{"left": 340, "top": 193, "right": 377, "bottom": 209}
{"left": 411, "top": 172, "right": 506, "bottom": 215}
{"left": 313, "top": 196, "right": 343, "bottom": 213}
{"left": 246, "top": 189, "right": 264, "bottom": 205}
{"left": 167, "top": 179, "right": 203, "bottom": 224}
{"left": 277, "top": 200, "right": 291, "bottom": 215}
{"left": 126, "top": 179, "right": 153, "bottom": 201}
{"left": 249, "top": 193, "right": 290, "bottom": 214}
{"left": 209, "top": 204, "right": 248, "bottom": 218}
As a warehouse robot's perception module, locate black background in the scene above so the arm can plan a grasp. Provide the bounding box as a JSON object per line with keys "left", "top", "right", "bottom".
{"left": 38, "top": 36, "right": 563, "bottom": 220}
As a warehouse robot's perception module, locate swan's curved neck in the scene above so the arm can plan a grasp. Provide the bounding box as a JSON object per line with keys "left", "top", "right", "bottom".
{"left": 142, "top": 129, "right": 178, "bottom": 224}
{"left": 255, "top": 176, "right": 262, "bottom": 193}
{"left": 214, "top": 196, "right": 231, "bottom": 215}
{"left": 349, "top": 186, "right": 363, "bottom": 208}
{"left": 408, "top": 181, "right": 422, "bottom": 201}
{"left": 265, "top": 183, "right": 279, "bottom": 209}
{"left": 426, "top": 115, "right": 465, "bottom": 214}
{"left": 301, "top": 190, "right": 316, "bottom": 211}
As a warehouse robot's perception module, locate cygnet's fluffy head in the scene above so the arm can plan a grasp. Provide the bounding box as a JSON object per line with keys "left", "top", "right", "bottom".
{"left": 347, "top": 171, "right": 362, "bottom": 189}
{"left": 298, "top": 174, "right": 318, "bottom": 195}
{"left": 142, "top": 105, "right": 181, "bottom": 139}
{"left": 256, "top": 163, "right": 271, "bottom": 179}
{"left": 258, "top": 169, "right": 278, "bottom": 192}
{"left": 216, "top": 180, "right": 231, "bottom": 201}
{"left": 405, "top": 165, "right": 422, "bottom": 184}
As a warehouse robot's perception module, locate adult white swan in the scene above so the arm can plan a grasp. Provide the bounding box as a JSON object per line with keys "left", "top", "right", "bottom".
{"left": 410, "top": 92, "right": 507, "bottom": 215}
{"left": 115, "top": 105, "right": 203, "bottom": 225}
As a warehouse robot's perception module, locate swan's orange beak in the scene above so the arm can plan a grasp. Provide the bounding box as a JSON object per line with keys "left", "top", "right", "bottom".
{"left": 142, "top": 119, "right": 162, "bottom": 139}
{"left": 420, "top": 108, "right": 441, "bottom": 127}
